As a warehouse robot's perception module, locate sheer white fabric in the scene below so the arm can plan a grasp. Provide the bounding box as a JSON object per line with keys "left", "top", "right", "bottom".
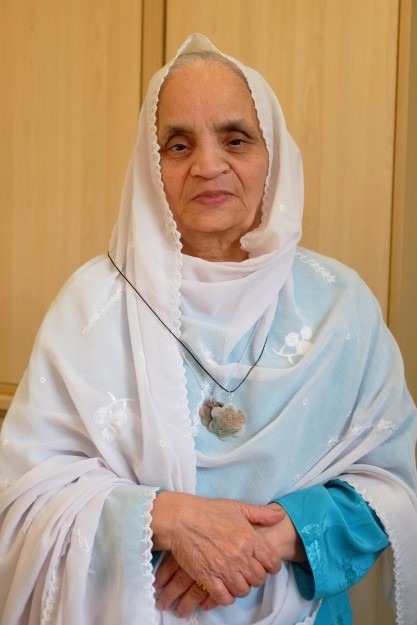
{"left": 0, "top": 34, "right": 416, "bottom": 625}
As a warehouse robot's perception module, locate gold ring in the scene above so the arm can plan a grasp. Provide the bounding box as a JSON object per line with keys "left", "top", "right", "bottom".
{"left": 196, "top": 581, "right": 208, "bottom": 592}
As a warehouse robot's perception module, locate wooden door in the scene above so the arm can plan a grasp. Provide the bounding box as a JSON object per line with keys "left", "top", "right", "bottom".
{"left": 0, "top": 0, "right": 143, "bottom": 410}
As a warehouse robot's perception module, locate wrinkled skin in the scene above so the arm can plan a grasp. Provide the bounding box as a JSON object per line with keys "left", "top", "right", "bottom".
{"left": 151, "top": 492, "right": 305, "bottom": 618}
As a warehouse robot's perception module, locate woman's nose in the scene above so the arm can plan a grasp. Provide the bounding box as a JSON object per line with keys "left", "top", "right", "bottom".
{"left": 190, "top": 142, "right": 229, "bottom": 179}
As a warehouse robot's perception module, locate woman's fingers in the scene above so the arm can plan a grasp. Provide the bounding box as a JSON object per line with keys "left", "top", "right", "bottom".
{"left": 200, "top": 595, "right": 219, "bottom": 612}
{"left": 153, "top": 551, "right": 180, "bottom": 590}
{"left": 173, "top": 580, "right": 213, "bottom": 618}
{"left": 155, "top": 565, "right": 195, "bottom": 611}
{"left": 154, "top": 554, "right": 220, "bottom": 617}
{"left": 151, "top": 492, "right": 284, "bottom": 604}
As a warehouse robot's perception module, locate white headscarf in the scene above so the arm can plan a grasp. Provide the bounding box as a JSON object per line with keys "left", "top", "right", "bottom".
{"left": 108, "top": 33, "right": 304, "bottom": 490}
{"left": 0, "top": 34, "right": 416, "bottom": 625}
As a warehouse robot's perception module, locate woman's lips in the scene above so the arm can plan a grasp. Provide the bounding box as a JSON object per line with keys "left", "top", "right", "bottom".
{"left": 192, "top": 190, "right": 234, "bottom": 206}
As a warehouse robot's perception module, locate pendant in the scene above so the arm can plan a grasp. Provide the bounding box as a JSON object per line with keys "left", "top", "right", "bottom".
{"left": 199, "top": 399, "right": 247, "bottom": 440}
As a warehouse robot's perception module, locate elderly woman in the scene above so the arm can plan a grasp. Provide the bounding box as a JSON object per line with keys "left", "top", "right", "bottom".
{"left": 0, "top": 34, "right": 416, "bottom": 625}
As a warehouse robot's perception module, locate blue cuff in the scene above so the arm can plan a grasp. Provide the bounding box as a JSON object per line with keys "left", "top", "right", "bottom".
{"left": 274, "top": 480, "right": 389, "bottom": 600}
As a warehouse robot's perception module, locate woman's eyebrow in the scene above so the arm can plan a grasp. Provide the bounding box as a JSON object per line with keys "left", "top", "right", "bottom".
{"left": 159, "top": 119, "right": 255, "bottom": 143}
{"left": 215, "top": 119, "right": 256, "bottom": 137}
{"left": 159, "top": 124, "right": 192, "bottom": 144}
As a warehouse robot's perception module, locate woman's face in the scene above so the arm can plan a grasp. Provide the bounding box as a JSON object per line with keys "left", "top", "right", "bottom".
{"left": 157, "top": 62, "right": 269, "bottom": 260}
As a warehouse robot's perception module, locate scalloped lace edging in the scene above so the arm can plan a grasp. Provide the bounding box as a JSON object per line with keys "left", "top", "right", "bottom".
{"left": 141, "top": 488, "right": 160, "bottom": 625}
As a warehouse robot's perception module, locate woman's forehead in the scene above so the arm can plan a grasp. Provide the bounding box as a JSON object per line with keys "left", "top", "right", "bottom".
{"left": 157, "top": 62, "right": 260, "bottom": 133}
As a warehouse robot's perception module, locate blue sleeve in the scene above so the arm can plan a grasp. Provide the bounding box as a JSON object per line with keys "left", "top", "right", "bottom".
{"left": 275, "top": 480, "right": 389, "bottom": 600}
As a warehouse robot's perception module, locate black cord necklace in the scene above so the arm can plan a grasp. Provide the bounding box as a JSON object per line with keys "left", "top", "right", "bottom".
{"left": 108, "top": 251, "right": 268, "bottom": 439}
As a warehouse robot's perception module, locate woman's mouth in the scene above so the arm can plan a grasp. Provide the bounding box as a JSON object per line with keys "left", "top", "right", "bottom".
{"left": 192, "top": 190, "right": 234, "bottom": 206}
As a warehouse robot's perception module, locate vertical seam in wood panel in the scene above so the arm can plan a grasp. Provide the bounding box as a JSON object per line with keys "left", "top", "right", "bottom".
{"left": 140, "top": 0, "right": 166, "bottom": 102}
{"left": 162, "top": 0, "right": 167, "bottom": 63}
{"left": 141, "top": 1, "right": 145, "bottom": 104}
{"left": 387, "top": 0, "right": 405, "bottom": 329}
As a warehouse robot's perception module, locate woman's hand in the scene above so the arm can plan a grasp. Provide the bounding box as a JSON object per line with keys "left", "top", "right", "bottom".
{"left": 253, "top": 503, "right": 307, "bottom": 563}
{"left": 151, "top": 492, "right": 284, "bottom": 607}
{"left": 154, "top": 552, "right": 218, "bottom": 617}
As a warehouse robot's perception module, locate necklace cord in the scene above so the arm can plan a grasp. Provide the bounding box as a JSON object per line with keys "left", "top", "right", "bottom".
{"left": 107, "top": 251, "right": 267, "bottom": 394}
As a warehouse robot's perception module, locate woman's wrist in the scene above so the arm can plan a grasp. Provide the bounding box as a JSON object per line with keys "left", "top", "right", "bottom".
{"left": 151, "top": 490, "right": 174, "bottom": 551}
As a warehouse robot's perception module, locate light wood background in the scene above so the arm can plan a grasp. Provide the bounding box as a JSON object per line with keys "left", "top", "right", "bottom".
{"left": 1, "top": 2, "right": 416, "bottom": 622}
{"left": 0, "top": 0, "right": 143, "bottom": 407}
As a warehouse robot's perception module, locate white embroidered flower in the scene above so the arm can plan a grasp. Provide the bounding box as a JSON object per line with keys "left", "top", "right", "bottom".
{"left": 285, "top": 332, "right": 299, "bottom": 347}
{"left": 274, "top": 326, "right": 314, "bottom": 364}
{"left": 296, "top": 340, "right": 312, "bottom": 355}
{"left": 300, "top": 326, "right": 313, "bottom": 340}
{"left": 94, "top": 392, "right": 132, "bottom": 442}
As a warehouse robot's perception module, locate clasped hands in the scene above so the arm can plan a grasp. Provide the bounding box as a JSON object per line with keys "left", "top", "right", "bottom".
{"left": 151, "top": 491, "right": 305, "bottom": 618}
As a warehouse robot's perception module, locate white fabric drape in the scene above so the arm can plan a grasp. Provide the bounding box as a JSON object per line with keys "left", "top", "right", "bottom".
{"left": 0, "top": 34, "right": 416, "bottom": 625}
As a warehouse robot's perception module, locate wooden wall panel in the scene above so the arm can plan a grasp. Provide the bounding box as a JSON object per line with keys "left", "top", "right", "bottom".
{"left": 0, "top": 0, "right": 142, "bottom": 387}
{"left": 389, "top": 0, "right": 417, "bottom": 402}
{"left": 165, "top": 0, "right": 399, "bottom": 319}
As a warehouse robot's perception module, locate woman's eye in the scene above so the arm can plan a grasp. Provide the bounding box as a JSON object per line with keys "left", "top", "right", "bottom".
{"left": 159, "top": 141, "right": 189, "bottom": 157}
{"left": 170, "top": 143, "right": 188, "bottom": 152}
{"left": 229, "top": 137, "right": 246, "bottom": 148}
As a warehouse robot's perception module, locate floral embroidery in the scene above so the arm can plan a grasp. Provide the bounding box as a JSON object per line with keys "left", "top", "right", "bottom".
{"left": 273, "top": 326, "right": 313, "bottom": 364}
{"left": 350, "top": 424, "right": 364, "bottom": 435}
{"left": 327, "top": 436, "right": 342, "bottom": 447}
{"left": 94, "top": 392, "right": 132, "bottom": 442}
{"left": 295, "top": 252, "right": 336, "bottom": 284}
{"left": 73, "top": 523, "right": 92, "bottom": 555}
{"left": 327, "top": 420, "right": 397, "bottom": 447}
{"left": 41, "top": 568, "right": 60, "bottom": 625}
{"left": 82, "top": 285, "right": 122, "bottom": 335}
{"left": 349, "top": 420, "right": 397, "bottom": 437}
{"left": 376, "top": 419, "right": 397, "bottom": 433}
